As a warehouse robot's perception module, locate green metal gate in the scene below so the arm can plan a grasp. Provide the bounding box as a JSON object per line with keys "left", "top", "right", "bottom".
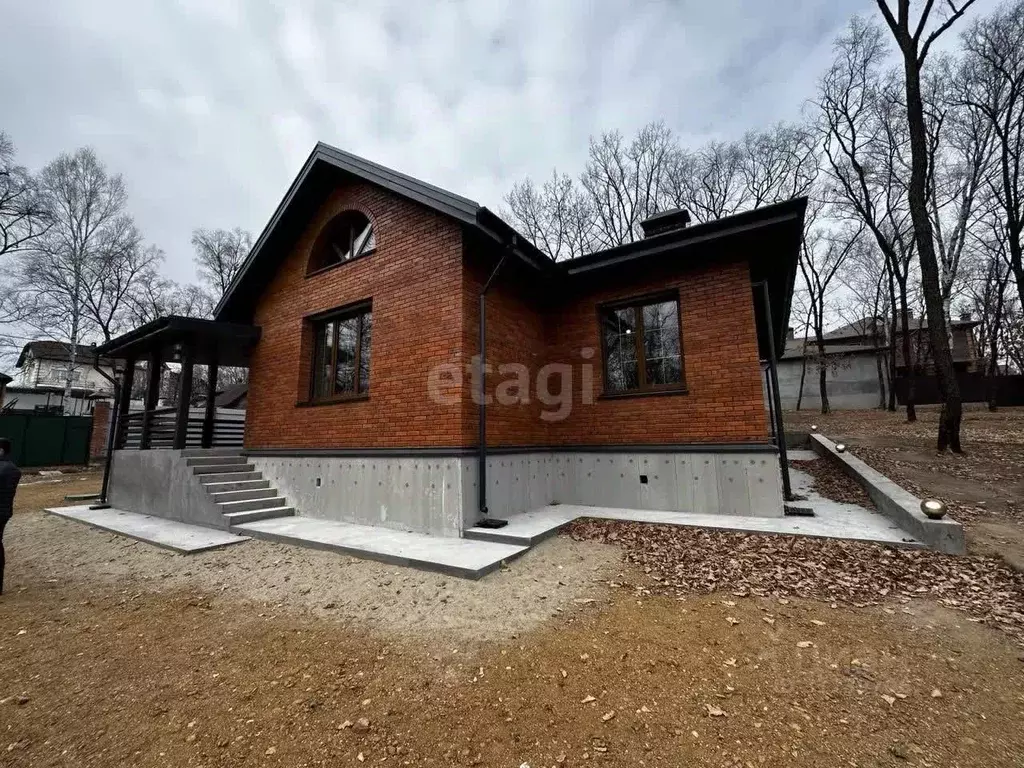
{"left": 0, "top": 413, "right": 94, "bottom": 467}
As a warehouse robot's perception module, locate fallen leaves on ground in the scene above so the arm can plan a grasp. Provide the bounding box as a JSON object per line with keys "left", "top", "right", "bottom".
{"left": 564, "top": 519, "right": 1024, "bottom": 644}
{"left": 791, "top": 458, "right": 876, "bottom": 508}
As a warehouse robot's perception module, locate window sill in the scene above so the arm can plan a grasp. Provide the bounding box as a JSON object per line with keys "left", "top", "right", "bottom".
{"left": 296, "top": 393, "right": 370, "bottom": 408}
{"left": 305, "top": 248, "right": 376, "bottom": 279}
{"left": 598, "top": 386, "right": 688, "bottom": 400}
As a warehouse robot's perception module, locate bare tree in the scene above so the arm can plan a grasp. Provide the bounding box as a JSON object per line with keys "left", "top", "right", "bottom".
{"left": 800, "top": 213, "right": 866, "bottom": 413}
{"left": 874, "top": 0, "right": 980, "bottom": 452}
{"left": 818, "top": 18, "right": 921, "bottom": 420}
{"left": 663, "top": 140, "right": 747, "bottom": 223}
{"left": 130, "top": 278, "right": 213, "bottom": 325}
{"left": 191, "top": 227, "right": 251, "bottom": 300}
{"left": 0, "top": 132, "right": 49, "bottom": 261}
{"left": 21, "top": 148, "right": 141, "bottom": 404}
{"left": 503, "top": 170, "right": 594, "bottom": 260}
{"left": 927, "top": 54, "right": 995, "bottom": 325}
{"left": 840, "top": 241, "right": 894, "bottom": 409}
{"left": 959, "top": 0, "right": 1024, "bottom": 320}
{"left": 740, "top": 123, "right": 820, "bottom": 207}
{"left": 580, "top": 122, "right": 674, "bottom": 247}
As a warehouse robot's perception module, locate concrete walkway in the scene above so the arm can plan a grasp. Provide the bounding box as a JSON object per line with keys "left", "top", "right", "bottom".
{"left": 232, "top": 517, "right": 528, "bottom": 579}
{"left": 45, "top": 505, "right": 250, "bottom": 554}
{"left": 465, "top": 461, "right": 923, "bottom": 550}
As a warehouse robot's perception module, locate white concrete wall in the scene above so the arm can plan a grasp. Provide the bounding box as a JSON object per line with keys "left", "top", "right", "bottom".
{"left": 108, "top": 449, "right": 227, "bottom": 528}
{"left": 777, "top": 354, "right": 885, "bottom": 411}
{"left": 251, "top": 456, "right": 467, "bottom": 538}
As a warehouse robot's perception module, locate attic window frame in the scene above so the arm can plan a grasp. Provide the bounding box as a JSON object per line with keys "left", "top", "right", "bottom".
{"left": 306, "top": 210, "right": 376, "bottom": 276}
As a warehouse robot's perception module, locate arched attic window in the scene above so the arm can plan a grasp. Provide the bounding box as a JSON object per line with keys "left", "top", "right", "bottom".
{"left": 307, "top": 210, "right": 376, "bottom": 273}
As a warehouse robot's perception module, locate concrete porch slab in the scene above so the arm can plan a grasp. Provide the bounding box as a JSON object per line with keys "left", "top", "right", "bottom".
{"left": 44, "top": 505, "right": 250, "bottom": 554}
{"left": 465, "top": 497, "right": 923, "bottom": 549}
{"left": 232, "top": 517, "right": 529, "bottom": 579}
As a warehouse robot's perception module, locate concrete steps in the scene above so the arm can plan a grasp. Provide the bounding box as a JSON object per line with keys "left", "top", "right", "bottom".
{"left": 187, "top": 450, "right": 294, "bottom": 530}
{"left": 223, "top": 506, "right": 296, "bottom": 526}
{"left": 208, "top": 487, "right": 277, "bottom": 503}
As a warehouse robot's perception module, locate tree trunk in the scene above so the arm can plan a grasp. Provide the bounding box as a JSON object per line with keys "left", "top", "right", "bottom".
{"left": 988, "top": 283, "right": 1007, "bottom": 411}
{"left": 796, "top": 352, "right": 808, "bottom": 411}
{"left": 886, "top": 269, "right": 899, "bottom": 411}
{"left": 900, "top": 39, "right": 962, "bottom": 452}
{"left": 816, "top": 335, "right": 830, "bottom": 414}
{"left": 897, "top": 284, "right": 916, "bottom": 423}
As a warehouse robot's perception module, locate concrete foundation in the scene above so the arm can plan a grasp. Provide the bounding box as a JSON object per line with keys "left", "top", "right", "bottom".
{"left": 249, "top": 447, "right": 784, "bottom": 538}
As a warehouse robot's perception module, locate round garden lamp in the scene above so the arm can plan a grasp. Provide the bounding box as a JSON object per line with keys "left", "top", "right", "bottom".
{"left": 921, "top": 499, "right": 947, "bottom": 520}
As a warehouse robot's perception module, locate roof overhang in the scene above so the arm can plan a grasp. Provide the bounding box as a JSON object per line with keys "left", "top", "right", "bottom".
{"left": 94, "top": 316, "right": 261, "bottom": 368}
{"left": 561, "top": 198, "right": 808, "bottom": 358}
{"left": 215, "top": 143, "right": 551, "bottom": 323}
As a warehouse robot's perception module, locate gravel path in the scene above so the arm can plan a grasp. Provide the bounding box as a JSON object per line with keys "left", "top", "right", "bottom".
{"left": 6, "top": 507, "right": 621, "bottom": 643}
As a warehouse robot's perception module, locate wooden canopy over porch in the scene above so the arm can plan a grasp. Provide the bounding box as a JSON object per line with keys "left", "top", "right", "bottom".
{"left": 95, "top": 316, "right": 260, "bottom": 450}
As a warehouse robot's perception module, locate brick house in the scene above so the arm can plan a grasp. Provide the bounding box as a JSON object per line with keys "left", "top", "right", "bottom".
{"left": 97, "top": 144, "right": 806, "bottom": 538}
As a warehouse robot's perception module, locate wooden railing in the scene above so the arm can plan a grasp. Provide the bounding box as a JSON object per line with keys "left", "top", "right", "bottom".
{"left": 118, "top": 407, "right": 245, "bottom": 450}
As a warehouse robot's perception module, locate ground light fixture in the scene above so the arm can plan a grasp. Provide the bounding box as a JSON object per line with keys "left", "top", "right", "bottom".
{"left": 921, "top": 499, "right": 947, "bottom": 520}
{"left": 810, "top": 424, "right": 818, "bottom": 432}
{"left": 835, "top": 443, "right": 847, "bottom": 453}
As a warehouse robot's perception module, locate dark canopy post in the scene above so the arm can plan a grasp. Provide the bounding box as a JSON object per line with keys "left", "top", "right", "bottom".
{"left": 139, "top": 350, "right": 162, "bottom": 450}
{"left": 173, "top": 341, "right": 196, "bottom": 449}
{"left": 115, "top": 357, "right": 136, "bottom": 450}
{"left": 202, "top": 360, "right": 219, "bottom": 448}
{"left": 94, "top": 315, "right": 260, "bottom": 452}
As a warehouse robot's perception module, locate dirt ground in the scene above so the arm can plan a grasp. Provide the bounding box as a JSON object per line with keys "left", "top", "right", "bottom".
{"left": 786, "top": 406, "right": 1024, "bottom": 571}
{"left": 2, "top": 469, "right": 1024, "bottom": 766}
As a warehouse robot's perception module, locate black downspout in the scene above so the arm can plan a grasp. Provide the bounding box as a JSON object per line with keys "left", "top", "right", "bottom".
{"left": 89, "top": 353, "right": 121, "bottom": 510}
{"left": 755, "top": 281, "right": 793, "bottom": 501}
{"left": 477, "top": 237, "right": 515, "bottom": 523}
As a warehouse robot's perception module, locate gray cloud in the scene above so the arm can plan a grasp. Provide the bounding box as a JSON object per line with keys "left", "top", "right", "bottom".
{"left": 0, "top": 0, "right": 996, "bottom": 284}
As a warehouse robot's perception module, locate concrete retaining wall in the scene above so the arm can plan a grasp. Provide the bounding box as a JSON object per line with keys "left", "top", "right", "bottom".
{"left": 107, "top": 449, "right": 226, "bottom": 528}
{"left": 809, "top": 434, "right": 966, "bottom": 555}
{"left": 250, "top": 448, "right": 784, "bottom": 537}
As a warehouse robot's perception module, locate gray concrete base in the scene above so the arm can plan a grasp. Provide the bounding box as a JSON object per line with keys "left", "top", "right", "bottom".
{"left": 232, "top": 516, "right": 528, "bottom": 579}
{"left": 465, "top": 498, "right": 924, "bottom": 549}
{"left": 108, "top": 449, "right": 229, "bottom": 528}
{"left": 249, "top": 448, "right": 785, "bottom": 538}
{"left": 810, "top": 434, "right": 967, "bottom": 555}
{"left": 44, "top": 505, "right": 249, "bottom": 553}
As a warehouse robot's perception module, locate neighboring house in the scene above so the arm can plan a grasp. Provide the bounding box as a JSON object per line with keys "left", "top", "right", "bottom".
{"left": 96, "top": 143, "right": 806, "bottom": 540}
{"left": 778, "top": 313, "right": 982, "bottom": 410}
{"left": 9, "top": 341, "right": 116, "bottom": 415}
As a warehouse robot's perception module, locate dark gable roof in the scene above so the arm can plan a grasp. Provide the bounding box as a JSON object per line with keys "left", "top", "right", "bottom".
{"left": 215, "top": 142, "right": 553, "bottom": 322}
{"left": 827, "top": 314, "right": 980, "bottom": 341}
{"left": 213, "top": 143, "right": 806, "bottom": 355}
{"left": 16, "top": 341, "right": 114, "bottom": 368}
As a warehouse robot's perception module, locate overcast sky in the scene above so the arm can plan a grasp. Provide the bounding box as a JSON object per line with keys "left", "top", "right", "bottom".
{"left": 0, "top": 0, "right": 997, "bottom": 286}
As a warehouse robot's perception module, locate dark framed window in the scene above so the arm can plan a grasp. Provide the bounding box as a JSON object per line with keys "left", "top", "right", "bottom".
{"left": 307, "top": 211, "right": 376, "bottom": 274}
{"left": 599, "top": 293, "right": 684, "bottom": 395}
{"left": 309, "top": 302, "right": 373, "bottom": 402}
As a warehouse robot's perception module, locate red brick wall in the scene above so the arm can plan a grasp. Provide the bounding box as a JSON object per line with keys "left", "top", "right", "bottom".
{"left": 90, "top": 401, "right": 111, "bottom": 460}
{"left": 543, "top": 259, "right": 769, "bottom": 445}
{"left": 244, "top": 180, "right": 767, "bottom": 450}
{"left": 245, "top": 181, "right": 467, "bottom": 449}
{"left": 461, "top": 249, "right": 550, "bottom": 446}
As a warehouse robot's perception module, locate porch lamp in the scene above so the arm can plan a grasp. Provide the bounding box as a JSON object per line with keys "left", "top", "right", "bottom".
{"left": 921, "top": 499, "right": 947, "bottom": 520}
